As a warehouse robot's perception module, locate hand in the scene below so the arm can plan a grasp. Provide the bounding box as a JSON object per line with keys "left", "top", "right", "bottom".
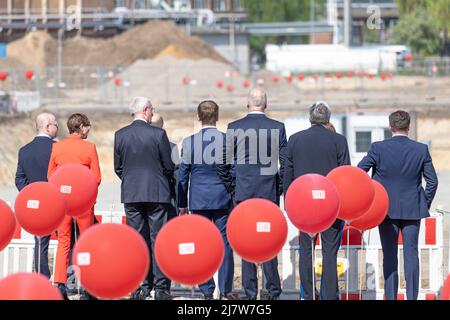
{"left": 178, "top": 208, "right": 189, "bottom": 215}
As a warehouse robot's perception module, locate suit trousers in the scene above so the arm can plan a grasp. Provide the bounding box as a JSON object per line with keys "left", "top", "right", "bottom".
{"left": 124, "top": 202, "right": 171, "bottom": 293}
{"left": 34, "top": 235, "right": 51, "bottom": 278}
{"left": 53, "top": 209, "right": 94, "bottom": 284}
{"left": 195, "top": 209, "right": 234, "bottom": 296}
{"left": 299, "top": 219, "right": 344, "bottom": 300}
{"left": 379, "top": 217, "right": 421, "bottom": 300}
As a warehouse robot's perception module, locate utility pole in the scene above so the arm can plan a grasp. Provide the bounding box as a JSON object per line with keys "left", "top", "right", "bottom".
{"left": 344, "top": 0, "right": 352, "bottom": 47}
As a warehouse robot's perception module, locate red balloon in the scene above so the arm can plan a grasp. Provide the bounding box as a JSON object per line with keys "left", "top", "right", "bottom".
{"left": 327, "top": 166, "right": 375, "bottom": 221}
{"left": 48, "top": 164, "right": 98, "bottom": 216}
{"left": 350, "top": 180, "right": 389, "bottom": 231}
{"left": 72, "top": 223, "right": 149, "bottom": 299}
{"left": 286, "top": 75, "right": 294, "bottom": 83}
{"left": 346, "top": 71, "right": 354, "bottom": 78}
{"left": 0, "top": 273, "right": 62, "bottom": 300}
{"left": 242, "top": 79, "right": 250, "bottom": 88}
{"left": 114, "top": 77, "right": 122, "bottom": 86}
{"left": 216, "top": 80, "right": 224, "bottom": 88}
{"left": 272, "top": 75, "right": 280, "bottom": 83}
{"left": 441, "top": 274, "right": 450, "bottom": 300}
{"left": 25, "top": 69, "right": 34, "bottom": 80}
{"left": 14, "top": 182, "right": 66, "bottom": 236}
{"left": 155, "top": 215, "right": 224, "bottom": 285}
{"left": 336, "top": 72, "right": 343, "bottom": 79}
{"left": 181, "top": 76, "right": 190, "bottom": 85}
{"left": 226, "top": 84, "right": 234, "bottom": 92}
{"left": 298, "top": 73, "right": 305, "bottom": 81}
{"left": 227, "top": 199, "right": 288, "bottom": 263}
{"left": 0, "top": 71, "right": 7, "bottom": 81}
{"left": 0, "top": 199, "right": 16, "bottom": 251}
{"left": 285, "top": 174, "right": 340, "bottom": 235}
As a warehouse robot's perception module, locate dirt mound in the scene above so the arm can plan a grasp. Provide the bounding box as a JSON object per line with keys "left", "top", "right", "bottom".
{"left": 7, "top": 31, "right": 57, "bottom": 68}
{"left": 6, "top": 21, "right": 228, "bottom": 68}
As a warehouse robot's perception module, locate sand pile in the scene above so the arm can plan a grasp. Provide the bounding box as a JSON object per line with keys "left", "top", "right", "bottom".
{"left": 7, "top": 31, "right": 57, "bottom": 68}
{"left": 6, "top": 21, "right": 228, "bottom": 68}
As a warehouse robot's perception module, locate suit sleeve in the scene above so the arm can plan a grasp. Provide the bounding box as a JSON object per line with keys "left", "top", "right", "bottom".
{"left": 283, "top": 138, "right": 294, "bottom": 195}
{"left": 423, "top": 146, "right": 438, "bottom": 209}
{"left": 338, "top": 137, "right": 351, "bottom": 166}
{"left": 47, "top": 146, "right": 57, "bottom": 180}
{"left": 89, "top": 144, "right": 102, "bottom": 185}
{"left": 113, "top": 132, "right": 123, "bottom": 180}
{"left": 357, "top": 143, "right": 377, "bottom": 172}
{"left": 15, "top": 150, "right": 28, "bottom": 191}
{"left": 177, "top": 140, "right": 191, "bottom": 209}
{"left": 278, "top": 124, "right": 288, "bottom": 196}
{"left": 159, "top": 130, "right": 175, "bottom": 181}
{"left": 217, "top": 134, "right": 235, "bottom": 195}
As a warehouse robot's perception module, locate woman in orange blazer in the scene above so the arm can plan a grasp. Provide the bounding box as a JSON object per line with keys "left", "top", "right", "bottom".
{"left": 48, "top": 113, "right": 101, "bottom": 299}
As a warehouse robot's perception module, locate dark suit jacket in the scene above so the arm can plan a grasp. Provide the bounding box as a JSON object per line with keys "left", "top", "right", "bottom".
{"left": 283, "top": 125, "right": 351, "bottom": 193}
{"left": 114, "top": 120, "right": 175, "bottom": 204}
{"left": 226, "top": 113, "right": 287, "bottom": 204}
{"left": 178, "top": 127, "right": 233, "bottom": 211}
{"left": 358, "top": 136, "right": 438, "bottom": 220}
{"left": 15, "top": 136, "right": 54, "bottom": 191}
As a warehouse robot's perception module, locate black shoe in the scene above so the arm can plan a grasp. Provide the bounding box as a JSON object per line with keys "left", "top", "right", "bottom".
{"left": 202, "top": 294, "right": 214, "bottom": 300}
{"left": 155, "top": 290, "right": 173, "bottom": 300}
{"left": 79, "top": 290, "right": 98, "bottom": 300}
{"left": 130, "top": 289, "right": 151, "bottom": 300}
{"left": 220, "top": 293, "right": 239, "bottom": 300}
{"left": 56, "top": 283, "right": 69, "bottom": 300}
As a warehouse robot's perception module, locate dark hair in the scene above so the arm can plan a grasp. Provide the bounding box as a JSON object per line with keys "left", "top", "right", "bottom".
{"left": 389, "top": 110, "right": 410, "bottom": 132}
{"left": 197, "top": 100, "right": 219, "bottom": 125}
{"left": 67, "top": 113, "right": 90, "bottom": 134}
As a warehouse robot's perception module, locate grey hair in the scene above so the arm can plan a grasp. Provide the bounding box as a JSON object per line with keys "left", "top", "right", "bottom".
{"left": 309, "top": 101, "right": 331, "bottom": 125}
{"left": 129, "top": 96, "right": 151, "bottom": 116}
{"left": 247, "top": 88, "right": 267, "bottom": 109}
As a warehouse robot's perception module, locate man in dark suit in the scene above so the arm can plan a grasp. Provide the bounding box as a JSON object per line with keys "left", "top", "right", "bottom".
{"left": 178, "top": 100, "right": 235, "bottom": 300}
{"left": 15, "top": 112, "right": 59, "bottom": 280}
{"left": 358, "top": 110, "right": 438, "bottom": 300}
{"left": 151, "top": 112, "right": 180, "bottom": 220}
{"left": 283, "top": 101, "right": 350, "bottom": 300}
{"left": 224, "top": 88, "right": 287, "bottom": 300}
{"left": 114, "top": 97, "right": 175, "bottom": 300}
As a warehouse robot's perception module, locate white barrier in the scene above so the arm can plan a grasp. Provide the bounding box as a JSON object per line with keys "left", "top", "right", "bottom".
{"left": 0, "top": 209, "right": 447, "bottom": 300}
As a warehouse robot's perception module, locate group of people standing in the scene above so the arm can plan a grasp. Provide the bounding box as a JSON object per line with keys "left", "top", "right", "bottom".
{"left": 15, "top": 87, "right": 438, "bottom": 301}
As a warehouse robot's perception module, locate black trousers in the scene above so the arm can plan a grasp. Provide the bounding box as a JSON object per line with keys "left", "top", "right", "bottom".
{"left": 242, "top": 257, "right": 282, "bottom": 299}
{"left": 124, "top": 202, "right": 171, "bottom": 293}
{"left": 299, "top": 219, "right": 344, "bottom": 300}
{"left": 34, "top": 235, "right": 51, "bottom": 278}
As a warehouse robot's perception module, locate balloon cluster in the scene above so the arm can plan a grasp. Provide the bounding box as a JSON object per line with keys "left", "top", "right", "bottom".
{"left": 0, "top": 164, "right": 391, "bottom": 299}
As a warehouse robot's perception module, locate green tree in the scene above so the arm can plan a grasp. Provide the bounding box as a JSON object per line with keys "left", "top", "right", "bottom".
{"left": 243, "top": 0, "right": 326, "bottom": 66}
{"left": 389, "top": 11, "right": 440, "bottom": 56}
{"left": 426, "top": 0, "right": 450, "bottom": 54}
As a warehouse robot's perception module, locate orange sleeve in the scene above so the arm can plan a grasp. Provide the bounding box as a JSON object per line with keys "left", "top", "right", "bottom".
{"left": 47, "top": 145, "right": 57, "bottom": 180}
{"left": 89, "top": 144, "right": 102, "bottom": 185}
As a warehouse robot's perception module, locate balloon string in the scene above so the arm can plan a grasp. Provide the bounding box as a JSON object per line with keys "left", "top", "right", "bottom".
{"left": 37, "top": 236, "right": 41, "bottom": 275}
{"left": 346, "top": 223, "right": 350, "bottom": 301}
{"left": 311, "top": 236, "right": 315, "bottom": 301}
{"left": 359, "top": 230, "right": 364, "bottom": 301}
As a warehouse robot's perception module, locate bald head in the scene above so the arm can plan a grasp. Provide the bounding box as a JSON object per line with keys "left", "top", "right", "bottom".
{"left": 247, "top": 88, "right": 267, "bottom": 112}
{"left": 35, "top": 112, "right": 58, "bottom": 138}
{"left": 151, "top": 112, "right": 164, "bottom": 129}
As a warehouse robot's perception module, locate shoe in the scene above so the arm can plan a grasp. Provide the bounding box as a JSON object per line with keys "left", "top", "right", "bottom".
{"left": 56, "top": 283, "right": 69, "bottom": 300}
{"left": 79, "top": 290, "right": 98, "bottom": 300}
{"left": 202, "top": 294, "right": 214, "bottom": 300}
{"left": 220, "top": 293, "right": 239, "bottom": 300}
{"left": 155, "top": 290, "right": 173, "bottom": 300}
{"left": 267, "top": 295, "right": 279, "bottom": 300}
{"left": 130, "top": 288, "right": 151, "bottom": 300}
{"left": 245, "top": 296, "right": 257, "bottom": 300}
